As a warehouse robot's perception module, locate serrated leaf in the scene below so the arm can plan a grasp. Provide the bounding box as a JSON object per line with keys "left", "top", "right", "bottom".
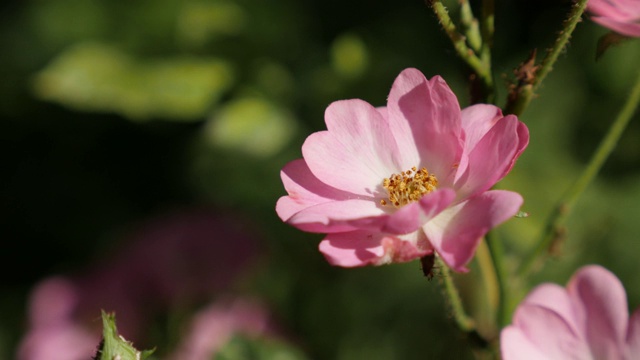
{"left": 98, "top": 311, "right": 155, "bottom": 360}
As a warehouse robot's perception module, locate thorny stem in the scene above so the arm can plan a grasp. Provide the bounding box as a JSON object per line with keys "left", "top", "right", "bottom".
{"left": 480, "top": 0, "right": 495, "bottom": 96}
{"left": 460, "top": 0, "right": 482, "bottom": 53}
{"left": 518, "top": 68, "right": 640, "bottom": 277}
{"left": 534, "top": 0, "right": 588, "bottom": 90}
{"left": 481, "top": 0, "right": 495, "bottom": 51}
{"left": 428, "top": 0, "right": 494, "bottom": 101}
{"left": 436, "top": 256, "right": 476, "bottom": 332}
{"left": 480, "top": 0, "right": 496, "bottom": 104}
{"left": 505, "top": 0, "right": 589, "bottom": 116}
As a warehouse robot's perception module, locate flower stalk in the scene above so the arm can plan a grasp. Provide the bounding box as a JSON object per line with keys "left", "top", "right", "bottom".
{"left": 427, "top": 0, "right": 494, "bottom": 101}
{"left": 505, "top": 0, "right": 589, "bottom": 116}
{"left": 436, "top": 256, "right": 476, "bottom": 332}
{"left": 518, "top": 67, "right": 640, "bottom": 277}
{"left": 484, "top": 232, "right": 509, "bottom": 327}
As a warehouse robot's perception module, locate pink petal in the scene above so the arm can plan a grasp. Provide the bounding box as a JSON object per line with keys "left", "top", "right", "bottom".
{"left": 454, "top": 115, "right": 522, "bottom": 200}
{"left": 380, "top": 188, "right": 456, "bottom": 234}
{"left": 588, "top": 0, "right": 640, "bottom": 37}
{"left": 319, "top": 230, "right": 430, "bottom": 267}
{"left": 567, "top": 265, "right": 629, "bottom": 359}
{"left": 456, "top": 104, "right": 504, "bottom": 183}
{"left": 625, "top": 308, "right": 640, "bottom": 359}
{"left": 460, "top": 104, "right": 503, "bottom": 152}
{"left": 423, "top": 190, "right": 523, "bottom": 272}
{"left": 506, "top": 304, "right": 590, "bottom": 359}
{"left": 589, "top": 0, "right": 640, "bottom": 22}
{"left": 302, "top": 99, "right": 401, "bottom": 196}
{"left": 386, "top": 69, "right": 463, "bottom": 184}
{"left": 276, "top": 159, "right": 358, "bottom": 222}
{"left": 501, "top": 326, "right": 552, "bottom": 360}
{"left": 28, "top": 277, "right": 79, "bottom": 327}
{"left": 18, "top": 323, "right": 99, "bottom": 360}
{"left": 513, "top": 119, "right": 530, "bottom": 164}
{"left": 591, "top": 17, "right": 640, "bottom": 38}
{"left": 286, "top": 199, "right": 385, "bottom": 233}
{"left": 521, "top": 283, "right": 582, "bottom": 336}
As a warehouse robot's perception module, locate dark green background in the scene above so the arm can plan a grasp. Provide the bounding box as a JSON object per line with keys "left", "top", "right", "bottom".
{"left": 2, "top": 0, "right": 640, "bottom": 358}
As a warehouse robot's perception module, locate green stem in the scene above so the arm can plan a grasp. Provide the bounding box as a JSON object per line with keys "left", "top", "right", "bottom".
{"left": 460, "top": 0, "right": 482, "bottom": 53}
{"left": 518, "top": 68, "right": 640, "bottom": 276}
{"left": 436, "top": 256, "right": 476, "bottom": 332}
{"left": 481, "top": 0, "right": 495, "bottom": 50}
{"left": 534, "top": 0, "right": 588, "bottom": 89}
{"left": 485, "top": 232, "right": 508, "bottom": 328}
{"left": 480, "top": 0, "right": 495, "bottom": 105}
{"left": 428, "top": 0, "right": 493, "bottom": 95}
{"left": 505, "top": 0, "right": 588, "bottom": 116}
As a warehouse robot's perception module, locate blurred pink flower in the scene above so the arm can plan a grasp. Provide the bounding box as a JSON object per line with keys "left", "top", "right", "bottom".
{"left": 18, "top": 208, "right": 263, "bottom": 359}
{"left": 501, "top": 265, "right": 640, "bottom": 360}
{"left": 276, "top": 68, "right": 528, "bottom": 271}
{"left": 167, "top": 297, "right": 276, "bottom": 360}
{"left": 588, "top": 0, "right": 640, "bottom": 37}
{"left": 17, "top": 277, "right": 98, "bottom": 360}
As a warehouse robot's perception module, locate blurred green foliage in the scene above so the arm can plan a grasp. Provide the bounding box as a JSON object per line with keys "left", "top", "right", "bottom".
{"left": 2, "top": 0, "right": 640, "bottom": 359}
{"left": 34, "top": 43, "right": 233, "bottom": 120}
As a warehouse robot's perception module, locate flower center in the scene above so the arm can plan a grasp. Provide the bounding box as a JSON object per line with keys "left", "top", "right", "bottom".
{"left": 380, "top": 167, "right": 438, "bottom": 208}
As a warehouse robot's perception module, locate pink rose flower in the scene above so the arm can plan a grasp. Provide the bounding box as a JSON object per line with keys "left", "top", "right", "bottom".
{"left": 501, "top": 265, "right": 640, "bottom": 360}
{"left": 588, "top": 0, "right": 640, "bottom": 37}
{"left": 276, "top": 68, "right": 528, "bottom": 271}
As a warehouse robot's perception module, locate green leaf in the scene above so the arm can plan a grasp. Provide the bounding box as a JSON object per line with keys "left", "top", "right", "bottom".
{"left": 204, "top": 97, "right": 297, "bottom": 157}
{"left": 33, "top": 42, "right": 234, "bottom": 121}
{"left": 176, "top": 0, "right": 247, "bottom": 47}
{"left": 97, "top": 311, "right": 155, "bottom": 360}
{"left": 330, "top": 33, "right": 369, "bottom": 79}
{"left": 215, "top": 334, "right": 309, "bottom": 360}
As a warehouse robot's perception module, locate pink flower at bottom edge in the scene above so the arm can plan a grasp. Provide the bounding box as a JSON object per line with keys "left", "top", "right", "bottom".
{"left": 588, "top": 0, "right": 640, "bottom": 37}
{"left": 501, "top": 265, "right": 640, "bottom": 360}
{"left": 276, "top": 68, "right": 528, "bottom": 272}
{"left": 167, "top": 297, "right": 275, "bottom": 360}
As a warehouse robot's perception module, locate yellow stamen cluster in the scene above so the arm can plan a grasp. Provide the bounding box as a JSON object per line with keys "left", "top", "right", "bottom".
{"left": 380, "top": 167, "right": 438, "bottom": 208}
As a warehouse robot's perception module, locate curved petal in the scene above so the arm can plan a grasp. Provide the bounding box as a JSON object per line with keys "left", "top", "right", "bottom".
{"left": 276, "top": 159, "right": 359, "bottom": 222}
{"left": 302, "top": 99, "right": 401, "bottom": 196}
{"left": 381, "top": 188, "right": 456, "bottom": 234}
{"left": 386, "top": 69, "right": 463, "bottom": 183}
{"left": 319, "top": 230, "right": 430, "bottom": 267}
{"left": 501, "top": 326, "right": 553, "bottom": 360}
{"left": 625, "top": 308, "right": 640, "bottom": 360}
{"left": 507, "top": 304, "right": 589, "bottom": 359}
{"left": 456, "top": 104, "right": 504, "bottom": 183}
{"left": 513, "top": 120, "right": 530, "bottom": 165}
{"left": 460, "top": 104, "right": 503, "bottom": 152}
{"left": 522, "top": 283, "right": 582, "bottom": 336}
{"left": 454, "top": 115, "right": 523, "bottom": 200}
{"left": 592, "top": 17, "right": 640, "bottom": 38}
{"left": 286, "top": 199, "right": 385, "bottom": 233}
{"left": 567, "top": 265, "right": 629, "bottom": 359}
{"left": 423, "top": 190, "right": 523, "bottom": 272}
{"left": 588, "top": 0, "right": 639, "bottom": 21}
